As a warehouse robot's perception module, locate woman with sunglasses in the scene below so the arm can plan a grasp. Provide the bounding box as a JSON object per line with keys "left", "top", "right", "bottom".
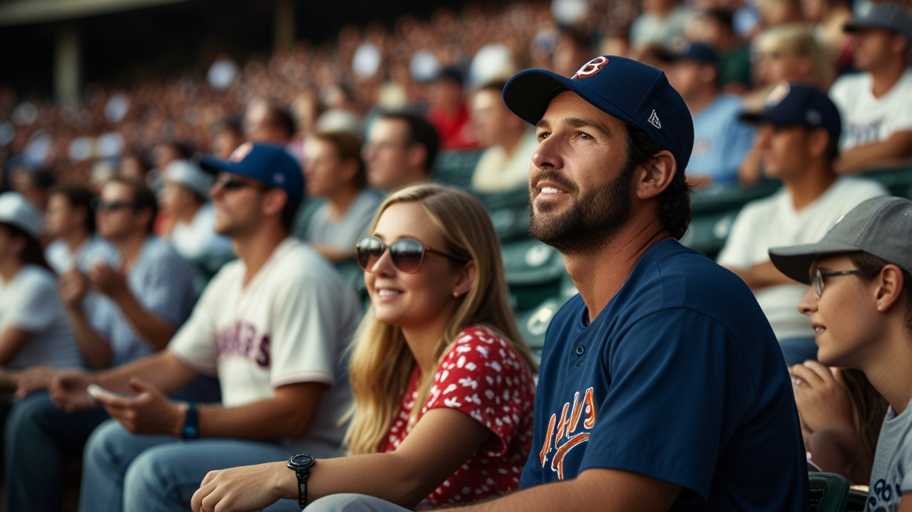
{"left": 769, "top": 196, "right": 912, "bottom": 511}
{"left": 193, "top": 184, "right": 536, "bottom": 512}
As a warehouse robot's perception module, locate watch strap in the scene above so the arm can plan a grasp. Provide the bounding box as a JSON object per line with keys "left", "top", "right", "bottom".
{"left": 295, "top": 469, "right": 309, "bottom": 509}
{"left": 180, "top": 402, "right": 198, "bottom": 440}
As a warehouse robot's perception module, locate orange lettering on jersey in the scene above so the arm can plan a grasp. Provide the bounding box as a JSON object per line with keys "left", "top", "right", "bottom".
{"left": 571, "top": 56, "right": 609, "bottom": 80}
{"left": 539, "top": 387, "right": 597, "bottom": 479}
{"left": 539, "top": 413, "right": 556, "bottom": 466}
{"left": 583, "top": 387, "right": 597, "bottom": 429}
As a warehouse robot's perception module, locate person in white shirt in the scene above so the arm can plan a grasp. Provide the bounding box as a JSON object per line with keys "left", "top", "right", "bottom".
{"left": 49, "top": 143, "right": 360, "bottom": 512}
{"left": 159, "top": 159, "right": 232, "bottom": 263}
{"left": 720, "top": 83, "right": 887, "bottom": 364}
{"left": 828, "top": 1, "right": 912, "bottom": 174}
{"left": 469, "top": 80, "right": 537, "bottom": 193}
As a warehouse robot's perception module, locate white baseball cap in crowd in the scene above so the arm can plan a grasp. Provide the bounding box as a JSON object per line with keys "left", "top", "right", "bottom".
{"left": 164, "top": 159, "right": 215, "bottom": 199}
{"left": 0, "top": 192, "right": 43, "bottom": 240}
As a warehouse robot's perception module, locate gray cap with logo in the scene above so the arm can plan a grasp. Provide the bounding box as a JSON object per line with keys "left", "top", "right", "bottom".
{"left": 844, "top": 2, "right": 912, "bottom": 41}
{"left": 769, "top": 196, "right": 912, "bottom": 284}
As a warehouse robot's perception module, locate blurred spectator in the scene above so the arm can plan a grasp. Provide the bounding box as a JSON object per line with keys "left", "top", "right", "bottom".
{"left": 630, "top": 0, "right": 694, "bottom": 48}
{"left": 243, "top": 98, "right": 296, "bottom": 146}
{"left": 666, "top": 43, "right": 755, "bottom": 187}
{"left": 793, "top": 366, "right": 888, "bottom": 484}
{"left": 426, "top": 67, "right": 478, "bottom": 151}
{"left": 829, "top": 2, "right": 912, "bottom": 174}
{"left": 209, "top": 120, "right": 245, "bottom": 161}
{"left": 740, "top": 24, "right": 835, "bottom": 184}
{"left": 0, "top": 192, "right": 83, "bottom": 377}
{"left": 718, "top": 84, "right": 886, "bottom": 364}
{"left": 469, "top": 81, "right": 536, "bottom": 193}
{"left": 802, "top": 0, "right": 854, "bottom": 72}
{"left": 158, "top": 159, "right": 232, "bottom": 262}
{"left": 4, "top": 177, "right": 208, "bottom": 512}
{"left": 118, "top": 153, "right": 151, "bottom": 184}
{"left": 9, "top": 167, "right": 55, "bottom": 212}
{"left": 690, "top": 8, "right": 753, "bottom": 93}
{"left": 363, "top": 112, "right": 439, "bottom": 192}
{"left": 553, "top": 26, "right": 594, "bottom": 77}
{"left": 754, "top": 0, "right": 805, "bottom": 30}
{"left": 298, "top": 130, "right": 384, "bottom": 262}
{"left": 44, "top": 183, "right": 116, "bottom": 276}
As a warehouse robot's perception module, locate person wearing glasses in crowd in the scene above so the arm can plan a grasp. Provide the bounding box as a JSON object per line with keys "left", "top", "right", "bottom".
{"left": 48, "top": 143, "right": 361, "bottom": 512}
{"left": 191, "top": 184, "right": 536, "bottom": 512}
{"left": 362, "top": 112, "right": 440, "bottom": 193}
{"left": 769, "top": 196, "right": 912, "bottom": 511}
{"left": 4, "top": 177, "right": 209, "bottom": 512}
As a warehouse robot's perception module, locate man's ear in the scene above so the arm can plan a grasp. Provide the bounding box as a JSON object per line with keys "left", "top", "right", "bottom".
{"left": 635, "top": 150, "right": 677, "bottom": 200}
{"left": 405, "top": 144, "right": 427, "bottom": 171}
{"left": 808, "top": 128, "right": 829, "bottom": 159}
{"left": 261, "top": 189, "right": 288, "bottom": 218}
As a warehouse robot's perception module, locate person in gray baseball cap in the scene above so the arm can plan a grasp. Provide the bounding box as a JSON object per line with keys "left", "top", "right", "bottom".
{"left": 770, "top": 196, "right": 912, "bottom": 511}
{"left": 829, "top": 1, "right": 912, "bottom": 174}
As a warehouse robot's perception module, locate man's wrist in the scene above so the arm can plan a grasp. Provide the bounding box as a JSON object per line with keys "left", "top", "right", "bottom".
{"left": 173, "top": 401, "right": 190, "bottom": 438}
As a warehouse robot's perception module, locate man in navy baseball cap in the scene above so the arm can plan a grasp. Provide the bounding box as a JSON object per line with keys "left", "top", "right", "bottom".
{"left": 717, "top": 82, "right": 886, "bottom": 365}
{"left": 452, "top": 57, "right": 810, "bottom": 512}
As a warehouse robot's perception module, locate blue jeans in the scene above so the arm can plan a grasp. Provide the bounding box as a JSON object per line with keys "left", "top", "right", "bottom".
{"left": 4, "top": 391, "right": 110, "bottom": 512}
{"left": 79, "top": 420, "right": 302, "bottom": 512}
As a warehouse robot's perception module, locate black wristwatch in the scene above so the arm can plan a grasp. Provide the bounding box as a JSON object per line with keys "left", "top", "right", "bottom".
{"left": 287, "top": 453, "right": 316, "bottom": 509}
{"left": 180, "top": 403, "right": 198, "bottom": 440}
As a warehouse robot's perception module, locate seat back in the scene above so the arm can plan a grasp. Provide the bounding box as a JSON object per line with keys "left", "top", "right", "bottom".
{"left": 808, "top": 472, "right": 849, "bottom": 512}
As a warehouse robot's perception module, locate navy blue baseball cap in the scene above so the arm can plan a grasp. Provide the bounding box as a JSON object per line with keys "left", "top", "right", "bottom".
{"left": 502, "top": 56, "right": 694, "bottom": 172}
{"left": 199, "top": 143, "right": 304, "bottom": 203}
{"left": 739, "top": 82, "right": 841, "bottom": 142}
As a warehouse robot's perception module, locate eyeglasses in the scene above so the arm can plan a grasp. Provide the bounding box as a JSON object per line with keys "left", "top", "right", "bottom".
{"left": 813, "top": 268, "right": 866, "bottom": 299}
{"left": 355, "top": 236, "right": 466, "bottom": 274}
{"left": 213, "top": 177, "right": 269, "bottom": 192}
{"left": 91, "top": 198, "right": 137, "bottom": 212}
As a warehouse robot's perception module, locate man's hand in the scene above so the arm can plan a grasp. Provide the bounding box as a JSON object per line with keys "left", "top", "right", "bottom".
{"left": 94, "top": 378, "right": 187, "bottom": 436}
{"left": 192, "top": 462, "right": 294, "bottom": 512}
{"left": 59, "top": 268, "right": 90, "bottom": 309}
{"left": 790, "top": 362, "right": 855, "bottom": 435}
{"left": 88, "top": 262, "right": 130, "bottom": 299}
{"left": 49, "top": 369, "right": 98, "bottom": 412}
{"left": 14, "top": 365, "right": 58, "bottom": 399}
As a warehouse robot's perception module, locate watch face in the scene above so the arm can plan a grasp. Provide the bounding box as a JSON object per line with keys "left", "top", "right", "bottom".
{"left": 288, "top": 453, "right": 315, "bottom": 469}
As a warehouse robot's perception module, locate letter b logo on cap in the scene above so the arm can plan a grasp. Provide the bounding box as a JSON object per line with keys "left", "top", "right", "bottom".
{"left": 572, "top": 57, "right": 609, "bottom": 80}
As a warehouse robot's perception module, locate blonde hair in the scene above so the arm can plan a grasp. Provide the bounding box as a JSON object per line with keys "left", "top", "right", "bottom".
{"left": 343, "top": 184, "right": 537, "bottom": 455}
{"left": 757, "top": 23, "right": 835, "bottom": 87}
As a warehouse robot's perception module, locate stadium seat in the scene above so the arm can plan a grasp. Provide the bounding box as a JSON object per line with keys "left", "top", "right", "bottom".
{"left": 502, "top": 239, "right": 567, "bottom": 313}
{"left": 517, "top": 273, "right": 578, "bottom": 352}
{"left": 808, "top": 472, "right": 849, "bottom": 512}
{"left": 681, "top": 179, "right": 781, "bottom": 259}
{"left": 431, "top": 150, "right": 484, "bottom": 190}
{"left": 862, "top": 163, "right": 912, "bottom": 197}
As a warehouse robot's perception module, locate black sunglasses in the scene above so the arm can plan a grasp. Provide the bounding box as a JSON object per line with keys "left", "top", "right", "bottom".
{"left": 91, "top": 198, "right": 137, "bottom": 212}
{"left": 355, "top": 236, "right": 466, "bottom": 274}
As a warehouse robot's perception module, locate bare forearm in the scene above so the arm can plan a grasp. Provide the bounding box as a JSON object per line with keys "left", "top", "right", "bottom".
{"left": 64, "top": 306, "right": 113, "bottom": 370}
{"left": 311, "top": 244, "right": 357, "bottom": 264}
{"left": 110, "top": 290, "right": 175, "bottom": 351}
{"left": 728, "top": 261, "right": 797, "bottom": 290}
{"left": 0, "top": 327, "right": 32, "bottom": 367}
{"left": 198, "top": 383, "right": 327, "bottom": 440}
{"left": 834, "top": 133, "right": 912, "bottom": 175}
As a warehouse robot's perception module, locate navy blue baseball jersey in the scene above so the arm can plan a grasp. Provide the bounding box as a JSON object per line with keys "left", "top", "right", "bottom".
{"left": 520, "top": 239, "right": 809, "bottom": 511}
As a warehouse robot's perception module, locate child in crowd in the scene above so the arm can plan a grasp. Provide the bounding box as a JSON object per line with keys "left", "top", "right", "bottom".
{"left": 192, "top": 184, "right": 536, "bottom": 511}
{"left": 770, "top": 196, "right": 912, "bottom": 510}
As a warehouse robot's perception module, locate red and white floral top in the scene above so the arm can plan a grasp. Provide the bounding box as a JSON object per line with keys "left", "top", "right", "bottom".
{"left": 378, "top": 325, "right": 535, "bottom": 505}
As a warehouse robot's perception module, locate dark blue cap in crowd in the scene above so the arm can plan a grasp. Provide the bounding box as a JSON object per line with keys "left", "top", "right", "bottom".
{"left": 502, "top": 56, "right": 695, "bottom": 172}
{"left": 436, "top": 66, "right": 465, "bottom": 85}
{"left": 739, "top": 82, "right": 841, "bottom": 142}
{"left": 844, "top": 2, "right": 912, "bottom": 41}
{"left": 199, "top": 143, "right": 304, "bottom": 203}
{"left": 671, "top": 42, "right": 718, "bottom": 65}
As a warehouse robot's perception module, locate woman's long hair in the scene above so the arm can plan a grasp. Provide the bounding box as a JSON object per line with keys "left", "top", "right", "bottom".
{"left": 343, "top": 184, "right": 536, "bottom": 455}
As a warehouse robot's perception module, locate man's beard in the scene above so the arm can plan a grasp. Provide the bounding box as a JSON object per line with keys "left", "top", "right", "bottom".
{"left": 529, "top": 158, "right": 635, "bottom": 255}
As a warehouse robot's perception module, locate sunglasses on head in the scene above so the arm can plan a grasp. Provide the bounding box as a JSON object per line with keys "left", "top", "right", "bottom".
{"left": 91, "top": 198, "right": 137, "bottom": 212}
{"left": 355, "top": 236, "right": 466, "bottom": 274}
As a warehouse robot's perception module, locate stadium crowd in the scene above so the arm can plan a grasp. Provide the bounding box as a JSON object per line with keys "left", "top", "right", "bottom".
{"left": 1, "top": 0, "right": 912, "bottom": 510}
